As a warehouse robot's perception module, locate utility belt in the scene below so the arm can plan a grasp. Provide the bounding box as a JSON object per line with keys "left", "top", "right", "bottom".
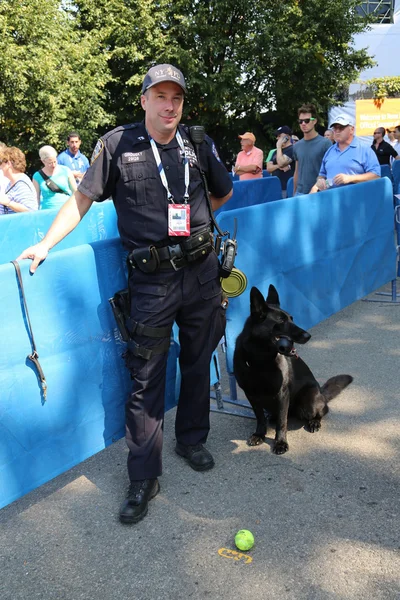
{"left": 128, "top": 227, "right": 214, "bottom": 273}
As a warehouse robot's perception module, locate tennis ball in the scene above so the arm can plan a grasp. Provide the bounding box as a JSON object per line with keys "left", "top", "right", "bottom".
{"left": 234, "top": 529, "right": 254, "bottom": 551}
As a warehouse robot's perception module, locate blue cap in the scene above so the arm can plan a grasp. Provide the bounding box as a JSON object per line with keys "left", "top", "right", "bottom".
{"left": 142, "top": 64, "right": 187, "bottom": 94}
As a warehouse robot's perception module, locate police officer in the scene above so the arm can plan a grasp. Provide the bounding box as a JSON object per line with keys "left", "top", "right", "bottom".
{"left": 17, "top": 64, "right": 233, "bottom": 524}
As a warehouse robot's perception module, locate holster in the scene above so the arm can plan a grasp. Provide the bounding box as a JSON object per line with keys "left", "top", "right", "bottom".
{"left": 109, "top": 289, "right": 131, "bottom": 342}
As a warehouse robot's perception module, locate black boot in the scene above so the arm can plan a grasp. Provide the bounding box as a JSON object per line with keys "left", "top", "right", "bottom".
{"left": 175, "top": 443, "right": 215, "bottom": 471}
{"left": 119, "top": 479, "right": 160, "bottom": 524}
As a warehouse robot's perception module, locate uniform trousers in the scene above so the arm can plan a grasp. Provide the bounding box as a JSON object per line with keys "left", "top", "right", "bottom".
{"left": 124, "top": 251, "right": 224, "bottom": 481}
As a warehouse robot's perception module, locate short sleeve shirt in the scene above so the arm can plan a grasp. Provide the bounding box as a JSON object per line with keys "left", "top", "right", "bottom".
{"left": 319, "top": 137, "right": 381, "bottom": 183}
{"left": 270, "top": 145, "right": 295, "bottom": 190}
{"left": 370, "top": 140, "right": 398, "bottom": 166}
{"left": 79, "top": 122, "right": 232, "bottom": 250}
{"left": 292, "top": 135, "right": 332, "bottom": 194}
{"left": 57, "top": 149, "right": 90, "bottom": 174}
{"left": 0, "top": 174, "right": 38, "bottom": 215}
{"left": 235, "top": 146, "right": 264, "bottom": 180}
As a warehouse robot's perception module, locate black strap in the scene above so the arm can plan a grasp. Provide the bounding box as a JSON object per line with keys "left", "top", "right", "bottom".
{"left": 39, "top": 169, "right": 70, "bottom": 196}
{"left": 11, "top": 261, "right": 48, "bottom": 400}
{"left": 127, "top": 337, "right": 171, "bottom": 360}
{"left": 126, "top": 317, "right": 172, "bottom": 339}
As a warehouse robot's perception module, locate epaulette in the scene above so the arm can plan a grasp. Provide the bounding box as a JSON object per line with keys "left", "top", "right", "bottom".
{"left": 102, "top": 122, "right": 140, "bottom": 142}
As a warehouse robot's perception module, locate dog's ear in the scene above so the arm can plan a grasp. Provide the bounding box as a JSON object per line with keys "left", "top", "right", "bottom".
{"left": 250, "top": 287, "right": 267, "bottom": 320}
{"left": 266, "top": 284, "right": 280, "bottom": 306}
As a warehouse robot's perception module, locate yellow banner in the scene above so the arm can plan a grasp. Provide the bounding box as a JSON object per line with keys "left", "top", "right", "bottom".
{"left": 356, "top": 99, "right": 400, "bottom": 136}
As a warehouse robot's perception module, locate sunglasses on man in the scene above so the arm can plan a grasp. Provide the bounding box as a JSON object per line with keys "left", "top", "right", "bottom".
{"left": 298, "top": 118, "right": 316, "bottom": 124}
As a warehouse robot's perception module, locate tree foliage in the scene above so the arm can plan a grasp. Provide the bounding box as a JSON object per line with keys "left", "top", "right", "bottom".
{"left": 0, "top": 0, "right": 111, "bottom": 166}
{"left": 0, "top": 0, "right": 374, "bottom": 166}
{"left": 363, "top": 76, "right": 400, "bottom": 99}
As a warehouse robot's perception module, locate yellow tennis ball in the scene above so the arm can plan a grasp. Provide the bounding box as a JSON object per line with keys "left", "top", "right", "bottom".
{"left": 234, "top": 529, "right": 254, "bottom": 551}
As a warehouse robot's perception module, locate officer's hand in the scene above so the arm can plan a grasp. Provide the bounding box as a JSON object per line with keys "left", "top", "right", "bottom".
{"left": 16, "top": 241, "right": 50, "bottom": 274}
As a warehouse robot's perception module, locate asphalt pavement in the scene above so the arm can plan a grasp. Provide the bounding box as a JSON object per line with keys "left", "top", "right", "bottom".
{"left": 1, "top": 283, "right": 399, "bottom": 600}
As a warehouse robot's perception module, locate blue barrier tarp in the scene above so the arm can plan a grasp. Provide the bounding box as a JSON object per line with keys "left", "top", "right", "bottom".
{"left": 216, "top": 176, "right": 282, "bottom": 215}
{"left": 0, "top": 200, "right": 119, "bottom": 265}
{"left": 0, "top": 243, "right": 178, "bottom": 509}
{"left": 217, "top": 178, "right": 396, "bottom": 374}
{"left": 393, "top": 160, "right": 400, "bottom": 195}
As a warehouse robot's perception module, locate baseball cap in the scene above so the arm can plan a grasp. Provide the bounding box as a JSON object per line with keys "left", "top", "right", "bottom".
{"left": 142, "top": 64, "right": 187, "bottom": 94}
{"left": 274, "top": 125, "right": 292, "bottom": 137}
{"left": 329, "top": 114, "right": 354, "bottom": 127}
{"left": 238, "top": 132, "right": 256, "bottom": 143}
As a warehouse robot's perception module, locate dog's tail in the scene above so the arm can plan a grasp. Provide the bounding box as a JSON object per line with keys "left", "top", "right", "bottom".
{"left": 321, "top": 375, "right": 353, "bottom": 402}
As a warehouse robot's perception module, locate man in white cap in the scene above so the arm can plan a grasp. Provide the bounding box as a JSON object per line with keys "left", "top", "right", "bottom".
{"left": 310, "top": 114, "right": 380, "bottom": 192}
{"left": 234, "top": 132, "right": 263, "bottom": 180}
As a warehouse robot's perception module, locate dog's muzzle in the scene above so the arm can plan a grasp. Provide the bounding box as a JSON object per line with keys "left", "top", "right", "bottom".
{"left": 275, "top": 336, "right": 298, "bottom": 357}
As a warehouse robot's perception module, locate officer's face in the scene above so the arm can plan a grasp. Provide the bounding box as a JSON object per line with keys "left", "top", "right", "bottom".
{"left": 141, "top": 82, "right": 184, "bottom": 144}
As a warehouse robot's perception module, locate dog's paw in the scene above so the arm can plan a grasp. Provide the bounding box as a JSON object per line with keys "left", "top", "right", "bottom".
{"left": 247, "top": 434, "right": 265, "bottom": 446}
{"left": 308, "top": 419, "right": 321, "bottom": 433}
{"left": 273, "top": 440, "right": 289, "bottom": 454}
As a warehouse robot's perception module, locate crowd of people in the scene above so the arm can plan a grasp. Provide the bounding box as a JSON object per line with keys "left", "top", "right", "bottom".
{"left": 0, "top": 133, "right": 89, "bottom": 214}
{"left": 233, "top": 104, "right": 400, "bottom": 199}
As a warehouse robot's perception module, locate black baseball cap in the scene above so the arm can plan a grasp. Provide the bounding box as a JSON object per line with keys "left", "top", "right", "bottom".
{"left": 274, "top": 125, "right": 292, "bottom": 136}
{"left": 142, "top": 64, "right": 187, "bottom": 94}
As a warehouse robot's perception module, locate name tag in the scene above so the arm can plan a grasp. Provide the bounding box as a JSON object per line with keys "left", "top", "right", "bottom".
{"left": 168, "top": 204, "right": 190, "bottom": 237}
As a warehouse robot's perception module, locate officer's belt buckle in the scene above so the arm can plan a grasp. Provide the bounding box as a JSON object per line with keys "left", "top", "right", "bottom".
{"left": 168, "top": 245, "right": 185, "bottom": 271}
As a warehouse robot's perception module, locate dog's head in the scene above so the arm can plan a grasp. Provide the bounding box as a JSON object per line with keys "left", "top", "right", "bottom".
{"left": 249, "top": 285, "right": 311, "bottom": 356}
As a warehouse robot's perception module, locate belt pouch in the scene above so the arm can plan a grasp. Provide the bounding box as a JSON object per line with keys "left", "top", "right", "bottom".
{"left": 131, "top": 246, "right": 160, "bottom": 273}
{"left": 181, "top": 229, "right": 212, "bottom": 252}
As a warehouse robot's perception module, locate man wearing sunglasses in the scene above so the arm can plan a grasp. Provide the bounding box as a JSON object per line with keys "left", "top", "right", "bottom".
{"left": 310, "top": 114, "right": 380, "bottom": 192}
{"left": 371, "top": 127, "right": 399, "bottom": 166}
{"left": 285, "top": 103, "right": 331, "bottom": 195}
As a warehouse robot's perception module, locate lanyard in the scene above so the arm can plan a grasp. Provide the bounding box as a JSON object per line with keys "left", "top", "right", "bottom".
{"left": 148, "top": 129, "right": 190, "bottom": 203}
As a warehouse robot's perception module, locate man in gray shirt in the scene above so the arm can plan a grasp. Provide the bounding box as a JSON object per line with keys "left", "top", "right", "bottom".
{"left": 277, "top": 103, "right": 331, "bottom": 195}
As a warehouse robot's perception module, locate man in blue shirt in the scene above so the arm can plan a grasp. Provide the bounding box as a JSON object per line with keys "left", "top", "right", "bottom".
{"left": 310, "top": 114, "right": 380, "bottom": 192}
{"left": 57, "top": 132, "right": 90, "bottom": 184}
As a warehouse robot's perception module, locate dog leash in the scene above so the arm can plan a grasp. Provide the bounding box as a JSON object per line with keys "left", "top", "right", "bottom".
{"left": 11, "top": 260, "right": 48, "bottom": 401}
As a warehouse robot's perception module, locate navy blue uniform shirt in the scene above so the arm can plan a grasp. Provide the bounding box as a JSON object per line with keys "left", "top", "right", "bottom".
{"left": 79, "top": 122, "right": 232, "bottom": 250}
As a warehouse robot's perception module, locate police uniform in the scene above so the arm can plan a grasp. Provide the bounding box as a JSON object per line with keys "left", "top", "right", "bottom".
{"left": 79, "top": 121, "right": 232, "bottom": 481}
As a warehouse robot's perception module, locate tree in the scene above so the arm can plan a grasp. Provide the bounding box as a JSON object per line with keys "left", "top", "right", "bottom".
{"left": 75, "top": 0, "right": 373, "bottom": 159}
{"left": 0, "top": 0, "right": 111, "bottom": 168}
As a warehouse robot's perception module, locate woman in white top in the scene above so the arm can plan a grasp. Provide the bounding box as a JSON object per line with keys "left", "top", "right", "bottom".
{"left": 0, "top": 146, "right": 38, "bottom": 215}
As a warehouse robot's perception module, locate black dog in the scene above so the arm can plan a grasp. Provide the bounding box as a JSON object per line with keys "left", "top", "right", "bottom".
{"left": 233, "top": 285, "right": 353, "bottom": 454}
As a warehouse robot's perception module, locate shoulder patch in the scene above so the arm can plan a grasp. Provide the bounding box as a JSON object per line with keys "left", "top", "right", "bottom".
{"left": 211, "top": 141, "right": 222, "bottom": 163}
{"left": 91, "top": 139, "right": 104, "bottom": 165}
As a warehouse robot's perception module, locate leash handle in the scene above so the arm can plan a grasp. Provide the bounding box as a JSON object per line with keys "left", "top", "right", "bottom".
{"left": 11, "top": 260, "right": 48, "bottom": 400}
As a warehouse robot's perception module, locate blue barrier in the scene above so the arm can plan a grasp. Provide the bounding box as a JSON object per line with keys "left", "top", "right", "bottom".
{"left": 380, "top": 164, "right": 393, "bottom": 182}
{"left": 0, "top": 200, "right": 119, "bottom": 265}
{"left": 216, "top": 176, "right": 282, "bottom": 215}
{"left": 0, "top": 208, "right": 180, "bottom": 509}
{"left": 393, "top": 160, "right": 400, "bottom": 194}
{"left": 286, "top": 177, "right": 294, "bottom": 198}
{"left": 262, "top": 170, "right": 271, "bottom": 178}
{"left": 228, "top": 172, "right": 239, "bottom": 182}
{"left": 217, "top": 177, "right": 396, "bottom": 380}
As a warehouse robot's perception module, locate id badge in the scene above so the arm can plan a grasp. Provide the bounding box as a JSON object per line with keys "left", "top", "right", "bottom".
{"left": 168, "top": 203, "right": 190, "bottom": 237}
